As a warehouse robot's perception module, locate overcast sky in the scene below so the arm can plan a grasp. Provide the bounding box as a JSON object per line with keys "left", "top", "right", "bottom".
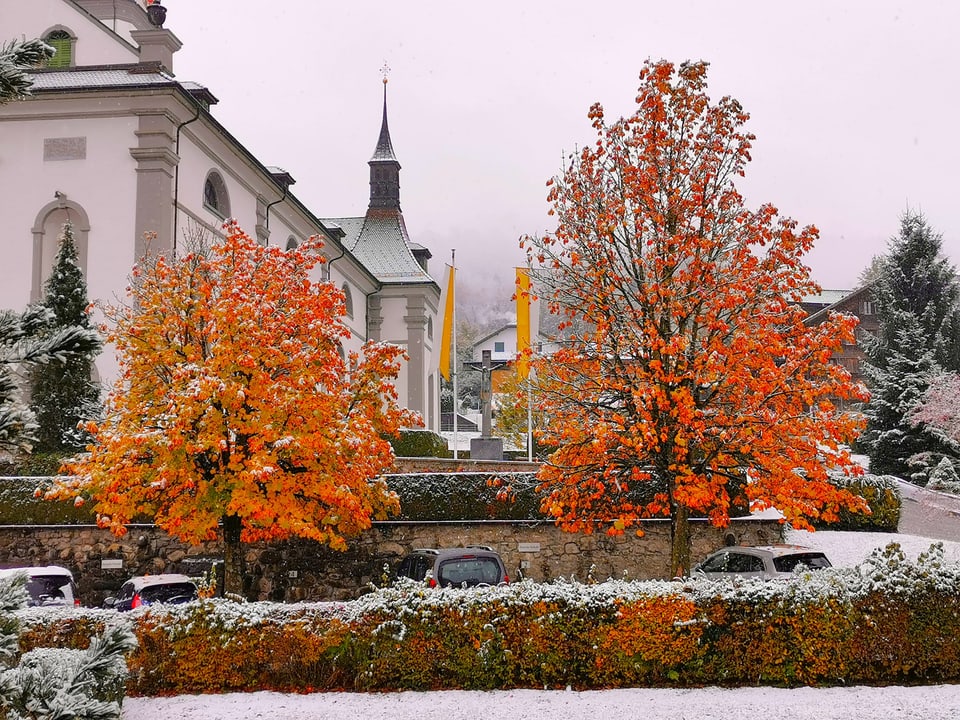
{"left": 168, "top": 1, "right": 958, "bottom": 298}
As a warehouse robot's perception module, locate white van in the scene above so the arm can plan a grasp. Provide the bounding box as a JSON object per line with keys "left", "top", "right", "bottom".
{"left": 0, "top": 566, "right": 80, "bottom": 607}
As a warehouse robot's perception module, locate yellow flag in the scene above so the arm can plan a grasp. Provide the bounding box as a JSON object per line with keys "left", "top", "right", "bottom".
{"left": 516, "top": 267, "right": 532, "bottom": 379}
{"left": 438, "top": 264, "right": 455, "bottom": 380}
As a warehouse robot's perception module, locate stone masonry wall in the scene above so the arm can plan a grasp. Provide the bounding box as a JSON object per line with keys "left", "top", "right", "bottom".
{"left": 0, "top": 517, "right": 784, "bottom": 605}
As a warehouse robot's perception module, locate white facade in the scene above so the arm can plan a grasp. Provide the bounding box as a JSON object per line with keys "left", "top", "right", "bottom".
{"left": 1, "top": 0, "right": 441, "bottom": 430}
{"left": 472, "top": 324, "right": 521, "bottom": 364}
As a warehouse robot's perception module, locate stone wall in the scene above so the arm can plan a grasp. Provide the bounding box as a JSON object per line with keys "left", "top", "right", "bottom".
{"left": 0, "top": 516, "right": 784, "bottom": 605}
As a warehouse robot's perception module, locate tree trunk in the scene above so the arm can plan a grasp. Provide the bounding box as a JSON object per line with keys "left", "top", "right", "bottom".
{"left": 670, "top": 503, "right": 691, "bottom": 578}
{"left": 221, "top": 513, "right": 245, "bottom": 597}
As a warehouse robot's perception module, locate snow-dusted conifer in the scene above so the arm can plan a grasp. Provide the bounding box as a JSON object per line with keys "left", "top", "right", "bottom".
{"left": 861, "top": 317, "right": 947, "bottom": 479}
{"left": 862, "top": 212, "right": 960, "bottom": 481}
{"left": 927, "top": 456, "right": 960, "bottom": 494}
{"left": 0, "top": 38, "right": 54, "bottom": 104}
{"left": 29, "top": 222, "right": 101, "bottom": 452}
{"left": 0, "top": 573, "right": 136, "bottom": 720}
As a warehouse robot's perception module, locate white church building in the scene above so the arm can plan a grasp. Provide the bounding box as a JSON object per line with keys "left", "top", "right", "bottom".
{"left": 1, "top": 0, "right": 442, "bottom": 431}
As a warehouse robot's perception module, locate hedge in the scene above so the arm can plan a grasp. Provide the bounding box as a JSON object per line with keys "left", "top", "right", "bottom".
{"left": 14, "top": 542, "right": 960, "bottom": 694}
{"left": 817, "top": 473, "right": 901, "bottom": 532}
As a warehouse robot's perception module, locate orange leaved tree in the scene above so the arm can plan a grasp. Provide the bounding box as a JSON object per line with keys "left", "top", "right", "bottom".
{"left": 48, "top": 223, "right": 418, "bottom": 595}
{"left": 521, "top": 60, "right": 869, "bottom": 576}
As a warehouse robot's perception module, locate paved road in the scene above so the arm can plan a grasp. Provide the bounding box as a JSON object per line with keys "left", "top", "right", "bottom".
{"left": 896, "top": 479, "right": 960, "bottom": 543}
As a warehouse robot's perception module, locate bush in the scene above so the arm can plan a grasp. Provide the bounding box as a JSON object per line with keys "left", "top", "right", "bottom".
{"left": 15, "top": 542, "right": 960, "bottom": 694}
{"left": 389, "top": 429, "right": 451, "bottom": 458}
{"left": 388, "top": 472, "right": 542, "bottom": 520}
{"left": 817, "top": 473, "right": 901, "bottom": 532}
{"left": 0, "top": 477, "right": 95, "bottom": 525}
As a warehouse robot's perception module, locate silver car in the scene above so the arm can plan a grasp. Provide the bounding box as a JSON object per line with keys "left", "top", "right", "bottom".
{"left": 693, "top": 545, "right": 832, "bottom": 580}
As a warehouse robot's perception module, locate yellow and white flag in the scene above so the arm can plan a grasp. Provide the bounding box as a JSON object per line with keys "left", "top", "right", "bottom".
{"left": 437, "top": 263, "right": 455, "bottom": 381}
{"left": 515, "top": 267, "right": 538, "bottom": 379}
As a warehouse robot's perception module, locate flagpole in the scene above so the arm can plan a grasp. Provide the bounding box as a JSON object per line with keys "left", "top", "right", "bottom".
{"left": 451, "top": 249, "right": 458, "bottom": 460}
{"left": 526, "top": 378, "right": 533, "bottom": 462}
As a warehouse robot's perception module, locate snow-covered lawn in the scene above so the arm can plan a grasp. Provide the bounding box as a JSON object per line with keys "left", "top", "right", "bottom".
{"left": 122, "top": 530, "right": 960, "bottom": 720}
{"left": 122, "top": 684, "right": 960, "bottom": 720}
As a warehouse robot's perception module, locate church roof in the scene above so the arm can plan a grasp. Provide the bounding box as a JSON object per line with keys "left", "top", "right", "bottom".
{"left": 321, "top": 77, "right": 437, "bottom": 288}
{"left": 26, "top": 66, "right": 175, "bottom": 90}
{"left": 323, "top": 212, "right": 436, "bottom": 286}
{"left": 370, "top": 88, "right": 398, "bottom": 162}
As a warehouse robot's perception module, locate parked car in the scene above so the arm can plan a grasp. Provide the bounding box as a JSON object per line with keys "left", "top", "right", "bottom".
{"left": 0, "top": 565, "right": 80, "bottom": 607}
{"left": 104, "top": 574, "right": 199, "bottom": 610}
{"left": 396, "top": 546, "right": 509, "bottom": 588}
{"left": 692, "top": 545, "right": 832, "bottom": 580}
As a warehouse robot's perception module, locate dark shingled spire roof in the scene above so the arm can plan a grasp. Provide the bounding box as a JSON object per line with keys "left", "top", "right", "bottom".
{"left": 370, "top": 81, "right": 397, "bottom": 162}
{"left": 321, "top": 72, "right": 435, "bottom": 288}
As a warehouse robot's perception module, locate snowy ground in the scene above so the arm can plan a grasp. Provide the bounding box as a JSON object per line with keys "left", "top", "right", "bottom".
{"left": 122, "top": 529, "right": 960, "bottom": 720}
{"left": 122, "top": 685, "right": 960, "bottom": 720}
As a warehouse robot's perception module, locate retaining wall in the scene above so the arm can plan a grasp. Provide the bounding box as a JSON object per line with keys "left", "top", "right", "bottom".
{"left": 0, "top": 516, "right": 783, "bottom": 605}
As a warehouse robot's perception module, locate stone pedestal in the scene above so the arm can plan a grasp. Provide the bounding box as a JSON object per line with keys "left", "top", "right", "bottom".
{"left": 470, "top": 436, "right": 504, "bottom": 461}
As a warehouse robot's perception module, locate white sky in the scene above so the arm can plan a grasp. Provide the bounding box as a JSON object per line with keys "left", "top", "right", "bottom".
{"left": 167, "top": 1, "right": 959, "bottom": 297}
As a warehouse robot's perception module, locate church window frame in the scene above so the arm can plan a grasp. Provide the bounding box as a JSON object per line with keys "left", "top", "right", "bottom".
{"left": 203, "top": 170, "right": 231, "bottom": 219}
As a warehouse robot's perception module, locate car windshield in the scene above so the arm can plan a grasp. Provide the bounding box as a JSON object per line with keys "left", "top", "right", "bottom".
{"left": 773, "top": 553, "right": 832, "bottom": 572}
{"left": 138, "top": 583, "right": 197, "bottom": 605}
{"left": 25, "top": 575, "right": 71, "bottom": 606}
{"left": 436, "top": 557, "right": 501, "bottom": 587}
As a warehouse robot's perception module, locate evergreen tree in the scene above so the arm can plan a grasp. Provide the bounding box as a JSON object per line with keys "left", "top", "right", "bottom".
{"left": 927, "top": 456, "right": 960, "bottom": 495}
{"left": 0, "top": 305, "right": 99, "bottom": 456}
{"left": 0, "top": 38, "right": 54, "bottom": 104}
{"left": 862, "top": 319, "right": 946, "bottom": 479}
{"left": 862, "top": 212, "right": 960, "bottom": 481}
{"left": 0, "top": 573, "right": 136, "bottom": 719}
{"left": 29, "top": 223, "right": 101, "bottom": 452}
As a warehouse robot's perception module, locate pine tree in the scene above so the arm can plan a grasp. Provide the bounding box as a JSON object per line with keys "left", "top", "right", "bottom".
{"left": 0, "top": 305, "right": 100, "bottom": 455}
{"left": 862, "top": 318, "right": 946, "bottom": 479}
{"left": 29, "top": 223, "right": 101, "bottom": 453}
{"left": 0, "top": 38, "right": 54, "bottom": 104}
{"left": 928, "top": 456, "right": 960, "bottom": 494}
{"left": 862, "top": 212, "right": 960, "bottom": 481}
{"left": 0, "top": 573, "right": 136, "bottom": 720}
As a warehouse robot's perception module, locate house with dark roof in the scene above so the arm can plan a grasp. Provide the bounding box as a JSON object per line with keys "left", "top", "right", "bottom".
{"left": 802, "top": 285, "right": 879, "bottom": 390}
{"left": 2, "top": 0, "right": 442, "bottom": 430}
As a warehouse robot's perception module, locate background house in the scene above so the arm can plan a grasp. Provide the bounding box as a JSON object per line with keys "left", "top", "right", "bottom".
{"left": 2, "top": 0, "right": 441, "bottom": 430}
{"left": 802, "top": 286, "right": 879, "bottom": 390}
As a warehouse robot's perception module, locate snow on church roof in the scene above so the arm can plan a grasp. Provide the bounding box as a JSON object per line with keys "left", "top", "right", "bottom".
{"left": 322, "top": 214, "right": 436, "bottom": 286}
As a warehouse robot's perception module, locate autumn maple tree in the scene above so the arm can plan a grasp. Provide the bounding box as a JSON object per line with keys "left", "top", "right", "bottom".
{"left": 48, "top": 224, "right": 418, "bottom": 595}
{"left": 521, "top": 60, "right": 869, "bottom": 575}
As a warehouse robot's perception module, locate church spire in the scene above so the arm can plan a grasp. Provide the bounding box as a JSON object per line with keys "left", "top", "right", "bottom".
{"left": 369, "top": 64, "right": 401, "bottom": 210}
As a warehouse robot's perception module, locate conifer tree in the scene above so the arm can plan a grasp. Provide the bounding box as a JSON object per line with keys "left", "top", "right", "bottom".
{"left": 29, "top": 223, "right": 101, "bottom": 453}
{"left": 0, "top": 305, "right": 100, "bottom": 455}
{"left": 862, "top": 212, "right": 960, "bottom": 480}
{"left": 0, "top": 38, "right": 54, "bottom": 103}
{"left": 862, "top": 317, "right": 946, "bottom": 479}
{"left": 0, "top": 573, "right": 135, "bottom": 719}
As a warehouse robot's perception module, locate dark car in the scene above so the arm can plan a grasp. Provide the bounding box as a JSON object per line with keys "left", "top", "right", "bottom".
{"left": 396, "top": 546, "right": 509, "bottom": 588}
{"left": 105, "top": 573, "right": 199, "bottom": 610}
{"left": 0, "top": 566, "right": 80, "bottom": 607}
{"left": 693, "top": 544, "right": 832, "bottom": 580}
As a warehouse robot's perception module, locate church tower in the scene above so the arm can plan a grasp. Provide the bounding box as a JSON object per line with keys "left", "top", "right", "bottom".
{"left": 368, "top": 77, "right": 401, "bottom": 211}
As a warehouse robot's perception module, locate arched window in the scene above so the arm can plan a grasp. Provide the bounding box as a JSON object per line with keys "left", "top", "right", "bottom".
{"left": 44, "top": 29, "right": 74, "bottom": 68}
{"left": 341, "top": 283, "right": 354, "bottom": 317}
{"left": 427, "top": 315, "right": 434, "bottom": 340}
{"left": 203, "top": 170, "right": 230, "bottom": 219}
{"left": 285, "top": 236, "right": 299, "bottom": 250}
